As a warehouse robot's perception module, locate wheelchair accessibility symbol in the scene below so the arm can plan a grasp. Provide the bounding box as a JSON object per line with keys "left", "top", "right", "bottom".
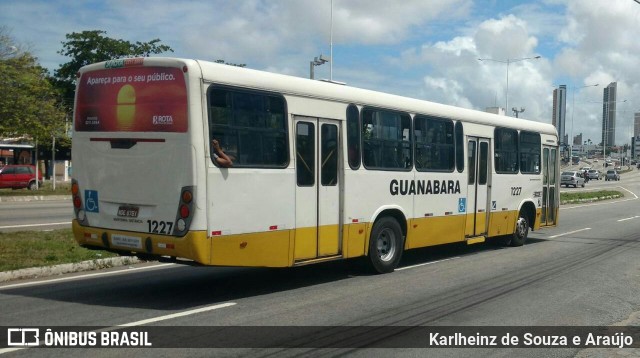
{"left": 85, "top": 190, "right": 99, "bottom": 213}
{"left": 458, "top": 198, "right": 466, "bottom": 213}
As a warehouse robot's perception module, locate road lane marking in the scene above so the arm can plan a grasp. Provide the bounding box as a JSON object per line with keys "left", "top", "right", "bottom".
{"left": 118, "top": 302, "right": 237, "bottom": 327}
{"left": 0, "top": 263, "right": 176, "bottom": 290}
{"left": 617, "top": 216, "right": 640, "bottom": 222}
{"left": 549, "top": 228, "right": 591, "bottom": 239}
{"left": 0, "top": 222, "right": 71, "bottom": 230}
{"left": 397, "top": 257, "right": 460, "bottom": 271}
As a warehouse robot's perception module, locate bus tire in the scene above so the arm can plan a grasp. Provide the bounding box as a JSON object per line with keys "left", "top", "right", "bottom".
{"left": 368, "top": 216, "right": 404, "bottom": 274}
{"left": 509, "top": 211, "right": 529, "bottom": 247}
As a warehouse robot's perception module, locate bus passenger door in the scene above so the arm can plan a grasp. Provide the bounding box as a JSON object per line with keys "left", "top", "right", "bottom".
{"left": 465, "top": 137, "right": 491, "bottom": 238}
{"left": 293, "top": 116, "right": 342, "bottom": 261}
{"left": 540, "top": 146, "right": 558, "bottom": 226}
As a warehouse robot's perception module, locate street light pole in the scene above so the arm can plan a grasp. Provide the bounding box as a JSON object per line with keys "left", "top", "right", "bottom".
{"left": 478, "top": 56, "right": 541, "bottom": 115}
{"left": 512, "top": 107, "right": 525, "bottom": 118}
{"left": 309, "top": 55, "right": 330, "bottom": 79}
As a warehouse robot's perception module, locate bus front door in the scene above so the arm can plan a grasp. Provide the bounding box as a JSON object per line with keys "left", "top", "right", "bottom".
{"left": 293, "top": 116, "right": 342, "bottom": 261}
{"left": 540, "top": 146, "right": 558, "bottom": 226}
{"left": 466, "top": 137, "right": 491, "bottom": 238}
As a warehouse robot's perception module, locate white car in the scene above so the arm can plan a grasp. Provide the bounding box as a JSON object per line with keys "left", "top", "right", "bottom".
{"left": 561, "top": 171, "right": 585, "bottom": 188}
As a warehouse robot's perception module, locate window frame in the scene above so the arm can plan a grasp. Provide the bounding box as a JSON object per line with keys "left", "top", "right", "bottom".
{"left": 346, "top": 104, "right": 361, "bottom": 170}
{"left": 455, "top": 121, "right": 464, "bottom": 173}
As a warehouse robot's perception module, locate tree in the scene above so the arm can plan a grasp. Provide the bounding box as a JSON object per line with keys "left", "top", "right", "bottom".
{"left": 0, "top": 27, "right": 65, "bottom": 141}
{"left": 53, "top": 30, "right": 173, "bottom": 104}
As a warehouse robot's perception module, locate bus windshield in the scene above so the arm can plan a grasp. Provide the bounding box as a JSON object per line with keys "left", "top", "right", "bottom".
{"left": 75, "top": 66, "right": 187, "bottom": 132}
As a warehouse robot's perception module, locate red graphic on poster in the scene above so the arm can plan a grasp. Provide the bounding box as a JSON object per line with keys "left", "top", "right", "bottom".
{"left": 75, "top": 66, "right": 188, "bottom": 132}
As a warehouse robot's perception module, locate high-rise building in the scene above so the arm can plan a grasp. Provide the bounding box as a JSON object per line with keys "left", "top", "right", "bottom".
{"left": 573, "top": 133, "right": 583, "bottom": 145}
{"left": 602, "top": 82, "right": 617, "bottom": 147}
{"left": 552, "top": 85, "right": 567, "bottom": 146}
{"left": 634, "top": 112, "right": 640, "bottom": 138}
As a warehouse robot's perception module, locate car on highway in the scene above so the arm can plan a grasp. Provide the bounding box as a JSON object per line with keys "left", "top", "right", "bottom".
{"left": 605, "top": 169, "right": 620, "bottom": 181}
{"left": 587, "top": 169, "right": 600, "bottom": 180}
{"left": 0, "top": 164, "right": 43, "bottom": 190}
{"left": 561, "top": 171, "right": 585, "bottom": 187}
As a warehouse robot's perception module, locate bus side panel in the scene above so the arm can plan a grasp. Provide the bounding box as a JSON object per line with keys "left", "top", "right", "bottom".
{"left": 342, "top": 223, "right": 367, "bottom": 258}
{"left": 488, "top": 211, "right": 517, "bottom": 237}
{"left": 343, "top": 170, "right": 413, "bottom": 255}
{"left": 210, "top": 230, "right": 292, "bottom": 267}
{"left": 408, "top": 172, "right": 467, "bottom": 248}
{"left": 408, "top": 215, "right": 466, "bottom": 248}
{"left": 207, "top": 168, "right": 296, "bottom": 267}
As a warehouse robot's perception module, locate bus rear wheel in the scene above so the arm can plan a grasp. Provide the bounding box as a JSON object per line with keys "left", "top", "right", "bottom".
{"left": 368, "top": 217, "right": 404, "bottom": 274}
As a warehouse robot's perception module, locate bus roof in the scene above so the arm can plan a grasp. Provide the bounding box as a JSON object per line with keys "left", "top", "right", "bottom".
{"left": 79, "top": 57, "right": 558, "bottom": 139}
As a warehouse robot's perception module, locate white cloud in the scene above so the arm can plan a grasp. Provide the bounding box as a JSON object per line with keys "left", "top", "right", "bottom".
{"left": 474, "top": 15, "right": 538, "bottom": 59}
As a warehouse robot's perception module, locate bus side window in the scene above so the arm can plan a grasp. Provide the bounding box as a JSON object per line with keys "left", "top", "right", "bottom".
{"left": 494, "top": 127, "right": 518, "bottom": 174}
{"left": 361, "top": 108, "right": 411, "bottom": 171}
{"left": 415, "top": 115, "right": 454, "bottom": 172}
{"left": 519, "top": 131, "right": 541, "bottom": 174}
{"left": 208, "top": 86, "right": 289, "bottom": 168}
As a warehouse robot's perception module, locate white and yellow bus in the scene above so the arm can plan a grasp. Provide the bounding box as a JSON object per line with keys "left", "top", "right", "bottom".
{"left": 72, "top": 57, "right": 559, "bottom": 273}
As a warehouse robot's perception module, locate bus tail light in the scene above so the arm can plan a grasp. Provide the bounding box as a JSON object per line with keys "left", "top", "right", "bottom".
{"left": 72, "top": 179, "right": 89, "bottom": 226}
{"left": 179, "top": 204, "right": 190, "bottom": 218}
{"left": 173, "top": 186, "right": 195, "bottom": 236}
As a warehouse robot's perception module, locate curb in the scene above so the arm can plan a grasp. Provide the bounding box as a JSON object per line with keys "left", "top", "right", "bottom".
{"left": 0, "top": 256, "right": 141, "bottom": 283}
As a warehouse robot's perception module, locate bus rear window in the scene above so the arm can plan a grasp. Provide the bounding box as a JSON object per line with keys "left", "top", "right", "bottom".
{"left": 75, "top": 66, "right": 187, "bottom": 132}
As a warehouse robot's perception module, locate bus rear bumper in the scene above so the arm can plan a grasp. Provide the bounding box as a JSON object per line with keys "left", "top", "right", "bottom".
{"left": 72, "top": 220, "right": 210, "bottom": 264}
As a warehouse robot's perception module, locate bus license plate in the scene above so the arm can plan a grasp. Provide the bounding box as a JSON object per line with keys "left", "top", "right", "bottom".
{"left": 117, "top": 206, "right": 139, "bottom": 218}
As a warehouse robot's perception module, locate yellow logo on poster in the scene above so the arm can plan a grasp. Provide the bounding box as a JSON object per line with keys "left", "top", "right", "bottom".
{"left": 117, "top": 84, "right": 136, "bottom": 130}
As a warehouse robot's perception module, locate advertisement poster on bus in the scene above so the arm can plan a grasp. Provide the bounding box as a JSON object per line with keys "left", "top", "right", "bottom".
{"left": 75, "top": 66, "right": 187, "bottom": 132}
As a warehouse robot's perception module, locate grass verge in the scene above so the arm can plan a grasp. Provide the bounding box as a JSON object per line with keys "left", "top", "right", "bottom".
{"left": 0, "top": 228, "right": 118, "bottom": 272}
{"left": 560, "top": 190, "right": 623, "bottom": 204}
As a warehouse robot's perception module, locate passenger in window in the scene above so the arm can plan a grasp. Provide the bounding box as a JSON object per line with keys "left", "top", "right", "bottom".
{"left": 212, "top": 139, "right": 234, "bottom": 168}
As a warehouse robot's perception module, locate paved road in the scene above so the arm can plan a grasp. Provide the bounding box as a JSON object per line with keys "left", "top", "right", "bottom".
{"left": 0, "top": 199, "right": 72, "bottom": 232}
{"left": 1, "top": 170, "right": 639, "bottom": 357}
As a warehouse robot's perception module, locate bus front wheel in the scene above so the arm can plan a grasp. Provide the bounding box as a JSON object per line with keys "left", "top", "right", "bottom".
{"left": 368, "top": 217, "right": 404, "bottom": 274}
{"left": 509, "top": 212, "right": 529, "bottom": 247}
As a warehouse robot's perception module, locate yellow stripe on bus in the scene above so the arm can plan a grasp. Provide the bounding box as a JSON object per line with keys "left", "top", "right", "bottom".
{"left": 74, "top": 209, "right": 531, "bottom": 268}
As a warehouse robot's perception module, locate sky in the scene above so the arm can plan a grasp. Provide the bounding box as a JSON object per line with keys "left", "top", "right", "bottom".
{"left": 2, "top": 0, "right": 640, "bottom": 146}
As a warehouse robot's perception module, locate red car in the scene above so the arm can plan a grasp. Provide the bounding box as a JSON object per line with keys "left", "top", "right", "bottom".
{"left": 0, "top": 164, "right": 43, "bottom": 190}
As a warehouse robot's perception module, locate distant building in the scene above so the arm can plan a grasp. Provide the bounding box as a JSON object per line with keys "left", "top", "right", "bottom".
{"left": 0, "top": 137, "right": 35, "bottom": 165}
{"left": 602, "top": 82, "right": 617, "bottom": 147}
{"left": 552, "top": 85, "right": 567, "bottom": 146}
{"left": 634, "top": 112, "right": 640, "bottom": 138}
{"left": 632, "top": 135, "right": 640, "bottom": 160}
{"left": 485, "top": 107, "right": 505, "bottom": 116}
